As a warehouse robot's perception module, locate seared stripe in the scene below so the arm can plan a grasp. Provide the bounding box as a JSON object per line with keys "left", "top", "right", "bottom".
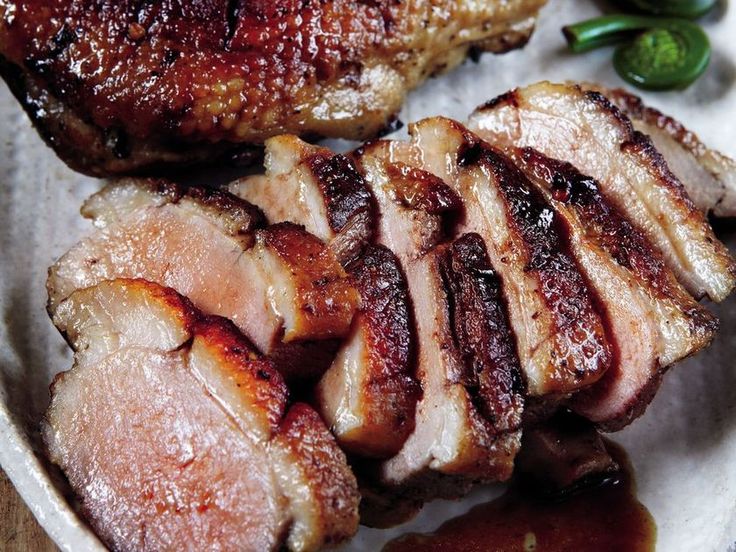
{"left": 439, "top": 233, "right": 524, "bottom": 432}
{"left": 458, "top": 135, "right": 612, "bottom": 394}
{"left": 306, "top": 152, "right": 374, "bottom": 235}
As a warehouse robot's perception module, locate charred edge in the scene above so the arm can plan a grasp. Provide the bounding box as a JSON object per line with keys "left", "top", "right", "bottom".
{"left": 463, "top": 140, "right": 612, "bottom": 382}
{"left": 384, "top": 162, "right": 464, "bottom": 215}
{"left": 521, "top": 147, "right": 669, "bottom": 281}
{"left": 225, "top": 0, "right": 241, "bottom": 48}
{"left": 307, "top": 152, "right": 374, "bottom": 234}
{"left": 477, "top": 89, "right": 520, "bottom": 112}
{"left": 620, "top": 130, "right": 698, "bottom": 208}
{"left": 581, "top": 89, "right": 638, "bottom": 138}
{"left": 133, "top": 178, "right": 267, "bottom": 232}
{"left": 25, "top": 24, "right": 78, "bottom": 76}
{"left": 346, "top": 245, "right": 420, "bottom": 430}
{"left": 439, "top": 233, "right": 525, "bottom": 429}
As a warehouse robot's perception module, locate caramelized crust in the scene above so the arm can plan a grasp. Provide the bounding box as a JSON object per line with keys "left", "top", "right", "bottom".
{"left": 512, "top": 148, "right": 717, "bottom": 429}
{"left": 45, "top": 279, "right": 359, "bottom": 551}
{"left": 317, "top": 246, "right": 419, "bottom": 458}
{"left": 439, "top": 233, "right": 524, "bottom": 433}
{"left": 0, "top": 0, "right": 546, "bottom": 174}
{"left": 408, "top": 118, "right": 611, "bottom": 396}
{"left": 232, "top": 135, "right": 374, "bottom": 265}
{"left": 469, "top": 81, "right": 736, "bottom": 301}
{"left": 256, "top": 223, "right": 359, "bottom": 342}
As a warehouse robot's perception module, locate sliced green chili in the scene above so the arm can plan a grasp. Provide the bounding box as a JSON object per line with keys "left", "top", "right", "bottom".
{"left": 615, "top": 0, "right": 718, "bottom": 19}
{"left": 562, "top": 15, "right": 711, "bottom": 90}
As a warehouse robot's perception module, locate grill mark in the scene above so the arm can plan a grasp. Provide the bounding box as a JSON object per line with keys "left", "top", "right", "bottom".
{"left": 439, "top": 233, "right": 524, "bottom": 431}
{"left": 346, "top": 245, "right": 419, "bottom": 447}
{"left": 306, "top": 152, "right": 374, "bottom": 234}
{"left": 519, "top": 147, "right": 718, "bottom": 335}
{"left": 458, "top": 135, "right": 612, "bottom": 390}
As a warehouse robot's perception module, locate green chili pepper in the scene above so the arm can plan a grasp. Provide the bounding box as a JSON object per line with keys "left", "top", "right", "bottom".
{"left": 562, "top": 15, "right": 711, "bottom": 90}
{"left": 615, "top": 0, "right": 717, "bottom": 19}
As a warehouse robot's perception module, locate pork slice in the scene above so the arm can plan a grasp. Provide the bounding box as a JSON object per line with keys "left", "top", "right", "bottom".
{"left": 43, "top": 279, "right": 359, "bottom": 551}
{"left": 230, "top": 135, "right": 374, "bottom": 265}
{"left": 354, "top": 144, "right": 523, "bottom": 485}
{"left": 229, "top": 138, "right": 418, "bottom": 457}
{"left": 468, "top": 81, "right": 736, "bottom": 301}
{"left": 511, "top": 148, "right": 718, "bottom": 429}
{"left": 408, "top": 118, "right": 611, "bottom": 397}
{"left": 47, "top": 179, "right": 358, "bottom": 379}
{"left": 584, "top": 85, "right": 736, "bottom": 218}
{"left": 316, "top": 245, "right": 419, "bottom": 458}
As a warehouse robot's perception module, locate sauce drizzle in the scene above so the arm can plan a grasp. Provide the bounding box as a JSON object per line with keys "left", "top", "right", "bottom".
{"left": 384, "top": 441, "right": 655, "bottom": 552}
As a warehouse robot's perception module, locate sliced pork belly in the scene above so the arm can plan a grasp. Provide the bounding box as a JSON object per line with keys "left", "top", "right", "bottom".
{"left": 355, "top": 143, "right": 524, "bottom": 485}
{"left": 511, "top": 148, "right": 718, "bottom": 429}
{"left": 587, "top": 86, "right": 736, "bottom": 218}
{"left": 406, "top": 118, "right": 611, "bottom": 397}
{"left": 231, "top": 137, "right": 419, "bottom": 458}
{"left": 43, "top": 279, "right": 359, "bottom": 551}
{"left": 468, "top": 82, "right": 736, "bottom": 301}
{"left": 231, "top": 135, "right": 374, "bottom": 265}
{"left": 47, "top": 180, "right": 358, "bottom": 379}
{"left": 316, "top": 245, "right": 419, "bottom": 458}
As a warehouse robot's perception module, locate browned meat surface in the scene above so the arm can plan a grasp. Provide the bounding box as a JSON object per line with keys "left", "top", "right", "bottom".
{"left": 47, "top": 179, "right": 358, "bottom": 380}
{"left": 317, "top": 245, "right": 419, "bottom": 458}
{"left": 43, "top": 279, "right": 359, "bottom": 551}
{"left": 468, "top": 81, "right": 736, "bottom": 301}
{"left": 585, "top": 85, "right": 736, "bottom": 218}
{"left": 405, "top": 117, "right": 611, "bottom": 397}
{"left": 232, "top": 137, "right": 417, "bottom": 458}
{"left": 510, "top": 148, "right": 718, "bottom": 429}
{"left": 355, "top": 142, "right": 524, "bottom": 487}
{"left": 0, "top": 0, "right": 546, "bottom": 175}
{"left": 231, "top": 135, "right": 374, "bottom": 265}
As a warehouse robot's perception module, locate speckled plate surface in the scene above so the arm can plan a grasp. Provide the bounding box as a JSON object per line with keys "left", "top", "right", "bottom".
{"left": 1, "top": 1, "right": 735, "bottom": 550}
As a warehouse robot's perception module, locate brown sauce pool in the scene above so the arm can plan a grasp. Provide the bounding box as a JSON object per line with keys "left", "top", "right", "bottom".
{"left": 384, "top": 441, "right": 655, "bottom": 552}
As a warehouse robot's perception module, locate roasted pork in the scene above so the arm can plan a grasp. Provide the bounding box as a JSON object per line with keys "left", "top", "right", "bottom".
{"left": 509, "top": 148, "right": 718, "bottom": 429}
{"left": 0, "top": 0, "right": 547, "bottom": 175}
{"left": 355, "top": 142, "right": 524, "bottom": 487}
{"left": 43, "top": 279, "right": 359, "bottom": 551}
{"left": 405, "top": 117, "right": 611, "bottom": 397}
{"left": 585, "top": 85, "right": 736, "bottom": 218}
{"left": 47, "top": 180, "right": 358, "bottom": 380}
{"left": 233, "top": 138, "right": 417, "bottom": 458}
{"left": 232, "top": 136, "right": 374, "bottom": 265}
{"left": 468, "top": 81, "right": 736, "bottom": 301}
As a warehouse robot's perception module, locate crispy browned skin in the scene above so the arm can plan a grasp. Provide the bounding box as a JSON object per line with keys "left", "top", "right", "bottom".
{"left": 0, "top": 0, "right": 546, "bottom": 175}
{"left": 354, "top": 142, "right": 522, "bottom": 495}
{"left": 44, "top": 279, "right": 359, "bottom": 551}
{"left": 317, "top": 245, "right": 419, "bottom": 458}
{"left": 439, "top": 233, "right": 524, "bottom": 434}
{"left": 406, "top": 118, "right": 612, "bottom": 396}
{"left": 514, "top": 148, "right": 718, "bottom": 429}
{"left": 468, "top": 82, "right": 736, "bottom": 301}
{"left": 584, "top": 85, "right": 736, "bottom": 218}
{"left": 234, "top": 137, "right": 419, "bottom": 457}
{"left": 232, "top": 135, "right": 374, "bottom": 265}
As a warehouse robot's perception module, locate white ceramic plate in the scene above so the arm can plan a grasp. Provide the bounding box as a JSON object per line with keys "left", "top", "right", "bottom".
{"left": 1, "top": 1, "right": 735, "bottom": 550}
